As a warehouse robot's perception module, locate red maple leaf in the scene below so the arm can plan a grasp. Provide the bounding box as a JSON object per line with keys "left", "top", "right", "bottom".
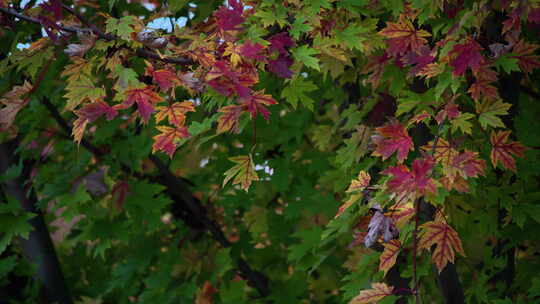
{"left": 240, "top": 41, "right": 266, "bottom": 61}
{"left": 75, "top": 100, "right": 117, "bottom": 122}
{"left": 511, "top": 40, "right": 540, "bottom": 75}
{"left": 490, "top": 131, "right": 527, "bottom": 172}
{"left": 206, "top": 61, "right": 257, "bottom": 98}
{"left": 241, "top": 90, "right": 277, "bottom": 120}
{"left": 119, "top": 86, "right": 163, "bottom": 123}
{"left": 450, "top": 150, "right": 486, "bottom": 179}
{"left": 383, "top": 157, "right": 437, "bottom": 197}
{"left": 361, "top": 53, "right": 392, "bottom": 88}
{"left": 468, "top": 66, "right": 499, "bottom": 101}
{"left": 214, "top": 0, "right": 244, "bottom": 32}
{"left": 372, "top": 122, "right": 414, "bottom": 162}
{"left": 146, "top": 66, "right": 180, "bottom": 91}
{"left": 379, "top": 15, "right": 431, "bottom": 56}
{"left": 449, "top": 37, "right": 484, "bottom": 76}
{"left": 435, "top": 101, "right": 460, "bottom": 124}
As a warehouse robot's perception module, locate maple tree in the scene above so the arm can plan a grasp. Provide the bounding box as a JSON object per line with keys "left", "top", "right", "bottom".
{"left": 1, "top": 0, "right": 540, "bottom": 303}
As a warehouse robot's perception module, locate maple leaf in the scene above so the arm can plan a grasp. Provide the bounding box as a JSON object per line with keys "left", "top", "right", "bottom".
{"left": 408, "top": 111, "right": 431, "bottom": 125}
{"left": 214, "top": 0, "right": 244, "bottom": 32}
{"left": 0, "top": 81, "right": 32, "bottom": 131}
{"left": 268, "top": 32, "right": 295, "bottom": 56}
{"left": 468, "top": 66, "right": 499, "bottom": 101}
{"left": 63, "top": 76, "right": 106, "bottom": 111}
{"left": 105, "top": 16, "right": 136, "bottom": 40}
{"left": 450, "top": 150, "right": 486, "bottom": 179}
{"left": 435, "top": 101, "right": 460, "bottom": 124}
{"left": 223, "top": 154, "right": 259, "bottom": 191}
{"left": 121, "top": 86, "right": 163, "bottom": 123}
{"left": 240, "top": 41, "right": 266, "bottom": 61}
{"left": 155, "top": 102, "right": 195, "bottom": 127}
{"left": 379, "top": 15, "right": 431, "bottom": 56}
{"left": 475, "top": 99, "right": 511, "bottom": 129}
{"left": 146, "top": 66, "right": 180, "bottom": 91}
{"left": 72, "top": 101, "right": 118, "bottom": 144}
{"left": 450, "top": 113, "right": 474, "bottom": 135}
{"left": 387, "top": 202, "right": 415, "bottom": 228}
{"left": 267, "top": 55, "right": 294, "bottom": 78}
{"left": 361, "top": 53, "right": 392, "bottom": 88}
{"left": 379, "top": 240, "right": 401, "bottom": 276}
{"left": 217, "top": 105, "right": 244, "bottom": 133}
{"left": 383, "top": 157, "right": 437, "bottom": 197}
{"left": 346, "top": 171, "right": 371, "bottom": 193}
{"left": 349, "top": 283, "right": 394, "bottom": 304}
{"left": 403, "top": 46, "right": 436, "bottom": 76}
{"left": 364, "top": 206, "right": 399, "bottom": 248}
{"left": 448, "top": 37, "right": 484, "bottom": 76}
{"left": 371, "top": 122, "right": 414, "bottom": 163}
{"left": 490, "top": 131, "right": 527, "bottom": 172}
{"left": 241, "top": 90, "right": 277, "bottom": 120}
{"left": 152, "top": 126, "right": 189, "bottom": 157}
{"left": 423, "top": 138, "right": 458, "bottom": 167}
{"left": 511, "top": 40, "right": 540, "bottom": 75}
{"left": 418, "top": 220, "right": 465, "bottom": 273}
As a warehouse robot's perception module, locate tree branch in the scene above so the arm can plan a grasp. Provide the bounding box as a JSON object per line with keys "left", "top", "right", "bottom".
{"left": 0, "top": 6, "right": 193, "bottom": 66}
{"left": 40, "top": 97, "right": 270, "bottom": 297}
{"left": 0, "top": 141, "right": 73, "bottom": 304}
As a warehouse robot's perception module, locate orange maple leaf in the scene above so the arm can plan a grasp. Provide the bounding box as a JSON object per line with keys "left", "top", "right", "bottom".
{"left": 152, "top": 125, "right": 189, "bottom": 157}
{"left": 490, "top": 131, "right": 527, "bottom": 172}
{"left": 155, "top": 101, "right": 195, "bottom": 127}
{"left": 217, "top": 104, "right": 244, "bottom": 133}
{"left": 349, "top": 282, "right": 394, "bottom": 304}
{"left": 346, "top": 170, "right": 371, "bottom": 193}
{"left": 379, "top": 240, "right": 401, "bottom": 276}
{"left": 122, "top": 86, "right": 163, "bottom": 123}
{"left": 418, "top": 220, "right": 465, "bottom": 273}
{"left": 379, "top": 15, "right": 430, "bottom": 56}
{"left": 0, "top": 81, "right": 33, "bottom": 131}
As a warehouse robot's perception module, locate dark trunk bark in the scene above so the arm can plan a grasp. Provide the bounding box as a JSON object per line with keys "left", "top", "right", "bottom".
{"left": 0, "top": 141, "right": 73, "bottom": 304}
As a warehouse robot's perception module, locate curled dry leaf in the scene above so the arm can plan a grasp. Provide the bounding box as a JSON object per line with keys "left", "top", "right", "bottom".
{"left": 364, "top": 205, "right": 399, "bottom": 248}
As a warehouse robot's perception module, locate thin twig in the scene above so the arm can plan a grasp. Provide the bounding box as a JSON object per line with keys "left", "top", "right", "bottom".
{"left": 0, "top": 6, "right": 193, "bottom": 66}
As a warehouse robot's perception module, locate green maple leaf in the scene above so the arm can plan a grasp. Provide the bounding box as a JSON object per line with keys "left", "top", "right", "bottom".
{"left": 281, "top": 78, "right": 317, "bottom": 110}
{"left": 223, "top": 154, "right": 259, "bottom": 191}
{"left": 254, "top": 6, "right": 288, "bottom": 28}
{"left": 290, "top": 16, "right": 313, "bottom": 40}
{"left": 335, "top": 24, "right": 368, "bottom": 50}
{"left": 451, "top": 113, "right": 475, "bottom": 134}
{"left": 476, "top": 99, "right": 511, "bottom": 129}
{"left": 494, "top": 53, "right": 520, "bottom": 74}
{"left": 292, "top": 45, "right": 320, "bottom": 71}
{"left": 0, "top": 199, "right": 35, "bottom": 254}
{"left": 63, "top": 76, "right": 106, "bottom": 111}
{"left": 106, "top": 16, "right": 136, "bottom": 40}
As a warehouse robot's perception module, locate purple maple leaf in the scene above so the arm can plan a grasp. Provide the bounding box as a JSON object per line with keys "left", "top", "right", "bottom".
{"left": 214, "top": 0, "right": 244, "bottom": 31}
{"left": 449, "top": 38, "right": 484, "bottom": 76}
{"left": 403, "top": 46, "right": 435, "bottom": 75}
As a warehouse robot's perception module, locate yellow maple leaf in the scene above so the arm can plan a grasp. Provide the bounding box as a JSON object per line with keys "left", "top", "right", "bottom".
{"left": 379, "top": 240, "right": 401, "bottom": 276}
{"left": 346, "top": 170, "right": 371, "bottom": 193}
{"left": 223, "top": 154, "right": 259, "bottom": 191}
{"left": 418, "top": 220, "right": 465, "bottom": 272}
{"left": 349, "top": 282, "right": 394, "bottom": 304}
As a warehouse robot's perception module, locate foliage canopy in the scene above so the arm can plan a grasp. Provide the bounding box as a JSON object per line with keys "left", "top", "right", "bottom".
{"left": 1, "top": 0, "right": 540, "bottom": 303}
